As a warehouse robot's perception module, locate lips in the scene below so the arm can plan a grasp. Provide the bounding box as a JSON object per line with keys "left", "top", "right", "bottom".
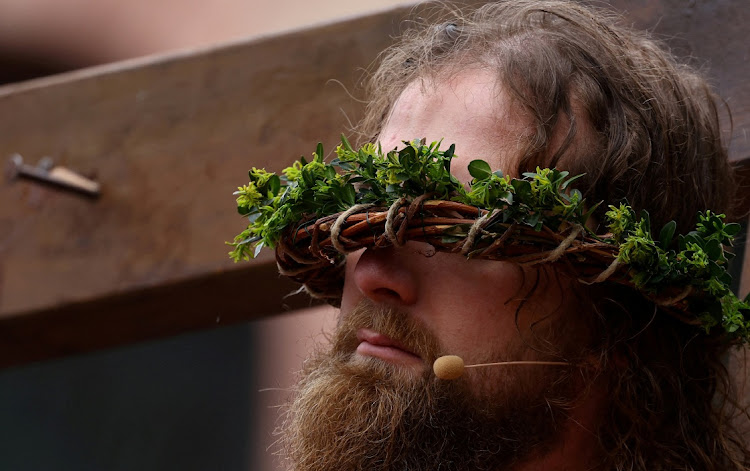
{"left": 355, "top": 328, "right": 423, "bottom": 366}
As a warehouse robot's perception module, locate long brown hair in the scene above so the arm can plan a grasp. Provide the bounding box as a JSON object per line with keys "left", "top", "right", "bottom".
{"left": 356, "top": 1, "right": 747, "bottom": 469}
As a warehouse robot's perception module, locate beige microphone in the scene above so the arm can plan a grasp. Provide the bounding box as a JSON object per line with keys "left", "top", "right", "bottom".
{"left": 433, "top": 355, "right": 572, "bottom": 380}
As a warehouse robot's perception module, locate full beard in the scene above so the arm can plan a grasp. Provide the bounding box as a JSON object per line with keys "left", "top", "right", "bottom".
{"left": 278, "top": 301, "right": 579, "bottom": 471}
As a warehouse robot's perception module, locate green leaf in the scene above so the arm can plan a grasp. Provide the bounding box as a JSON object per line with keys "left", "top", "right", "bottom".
{"left": 683, "top": 232, "right": 704, "bottom": 249}
{"left": 708, "top": 260, "right": 725, "bottom": 277}
{"left": 236, "top": 235, "right": 260, "bottom": 246}
{"left": 560, "top": 173, "right": 584, "bottom": 190}
{"left": 343, "top": 184, "right": 356, "bottom": 206}
{"left": 500, "top": 191, "right": 513, "bottom": 205}
{"left": 315, "top": 143, "right": 324, "bottom": 161}
{"left": 658, "top": 221, "right": 677, "bottom": 250}
{"left": 302, "top": 168, "right": 315, "bottom": 187}
{"left": 640, "top": 210, "right": 651, "bottom": 235}
{"left": 441, "top": 235, "right": 462, "bottom": 244}
{"left": 704, "top": 238, "right": 723, "bottom": 261}
{"left": 444, "top": 143, "right": 455, "bottom": 159}
{"left": 253, "top": 241, "right": 265, "bottom": 258}
{"left": 399, "top": 145, "right": 416, "bottom": 165}
{"left": 525, "top": 212, "right": 541, "bottom": 228}
{"left": 725, "top": 223, "right": 741, "bottom": 237}
{"left": 511, "top": 179, "right": 532, "bottom": 199}
{"left": 468, "top": 160, "right": 492, "bottom": 180}
{"left": 570, "top": 188, "right": 582, "bottom": 202}
{"left": 268, "top": 175, "right": 281, "bottom": 196}
{"left": 340, "top": 134, "right": 354, "bottom": 153}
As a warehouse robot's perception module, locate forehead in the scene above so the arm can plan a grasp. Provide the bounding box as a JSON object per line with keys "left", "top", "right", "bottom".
{"left": 378, "top": 69, "right": 532, "bottom": 182}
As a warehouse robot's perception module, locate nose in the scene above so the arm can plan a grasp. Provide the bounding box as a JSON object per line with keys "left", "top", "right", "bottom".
{"left": 350, "top": 243, "right": 422, "bottom": 306}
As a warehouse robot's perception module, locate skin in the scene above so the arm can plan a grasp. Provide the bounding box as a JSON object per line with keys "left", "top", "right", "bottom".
{"left": 338, "top": 69, "right": 607, "bottom": 470}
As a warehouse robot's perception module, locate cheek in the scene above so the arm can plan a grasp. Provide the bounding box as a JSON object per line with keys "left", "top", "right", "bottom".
{"left": 430, "top": 264, "right": 575, "bottom": 361}
{"left": 437, "top": 259, "right": 525, "bottom": 310}
{"left": 421, "top": 259, "right": 527, "bottom": 352}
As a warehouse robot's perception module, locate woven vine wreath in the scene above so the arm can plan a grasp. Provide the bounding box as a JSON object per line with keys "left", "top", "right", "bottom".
{"left": 229, "top": 136, "right": 749, "bottom": 344}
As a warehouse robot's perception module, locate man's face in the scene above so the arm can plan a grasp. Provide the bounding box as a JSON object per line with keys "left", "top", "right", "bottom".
{"left": 281, "top": 70, "right": 595, "bottom": 471}
{"left": 341, "top": 69, "right": 581, "bottom": 380}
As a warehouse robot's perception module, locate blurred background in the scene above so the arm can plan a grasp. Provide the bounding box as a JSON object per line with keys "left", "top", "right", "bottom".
{"left": 0, "top": 1, "right": 747, "bottom": 470}
{"left": 0, "top": 0, "right": 412, "bottom": 83}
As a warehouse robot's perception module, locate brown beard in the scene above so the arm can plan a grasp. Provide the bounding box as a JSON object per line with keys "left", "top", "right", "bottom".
{"left": 278, "top": 301, "right": 579, "bottom": 471}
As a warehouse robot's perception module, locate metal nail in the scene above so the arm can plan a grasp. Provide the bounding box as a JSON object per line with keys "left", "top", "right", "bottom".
{"left": 8, "top": 154, "right": 101, "bottom": 198}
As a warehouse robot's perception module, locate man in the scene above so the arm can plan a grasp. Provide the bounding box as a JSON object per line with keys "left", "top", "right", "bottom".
{"left": 275, "top": 1, "right": 748, "bottom": 469}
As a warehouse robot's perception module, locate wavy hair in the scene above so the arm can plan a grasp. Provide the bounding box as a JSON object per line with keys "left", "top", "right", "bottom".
{"left": 356, "top": 1, "right": 747, "bottom": 469}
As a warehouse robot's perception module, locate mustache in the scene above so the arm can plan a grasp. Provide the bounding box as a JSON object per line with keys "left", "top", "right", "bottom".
{"left": 332, "top": 300, "right": 444, "bottom": 365}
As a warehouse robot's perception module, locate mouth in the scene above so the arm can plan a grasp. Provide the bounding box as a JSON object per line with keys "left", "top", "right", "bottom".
{"left": 355, "top": 328, "right": 423, "bottom": 367}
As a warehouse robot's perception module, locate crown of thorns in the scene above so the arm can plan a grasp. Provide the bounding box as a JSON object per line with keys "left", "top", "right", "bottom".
{"left": 229, "top": 136, "right": 749, "bottom": 343}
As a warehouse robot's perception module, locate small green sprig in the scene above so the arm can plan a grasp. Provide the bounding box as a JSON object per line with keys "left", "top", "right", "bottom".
{"left": 604, "top": 205, "right": 748, "bottom": 338}
{"left": 229, "top": 137, "right": 749, "bottom": 342}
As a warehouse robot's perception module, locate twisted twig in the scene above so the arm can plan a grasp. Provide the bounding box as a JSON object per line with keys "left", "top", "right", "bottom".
{"left": 331, "top": 203, "right": 374, "bottom": 254}
{"left": 461, "top": 209, "right": 499, "bottom": 255}
{"left": 579, "top": 258, "right": 621, "bottom": 285}
{"left": 385, "top": 197, "right": 408, "bottom": 246}
{"left": 530, "top": 224, "right": 583, "bottom": 265}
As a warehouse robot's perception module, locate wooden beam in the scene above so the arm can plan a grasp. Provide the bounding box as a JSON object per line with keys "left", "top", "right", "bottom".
{"left": 0, "top": 17, "right": 402, "bottom": 301}
{"left": 0, "top": 263, "right": 320, "bottom": 368}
